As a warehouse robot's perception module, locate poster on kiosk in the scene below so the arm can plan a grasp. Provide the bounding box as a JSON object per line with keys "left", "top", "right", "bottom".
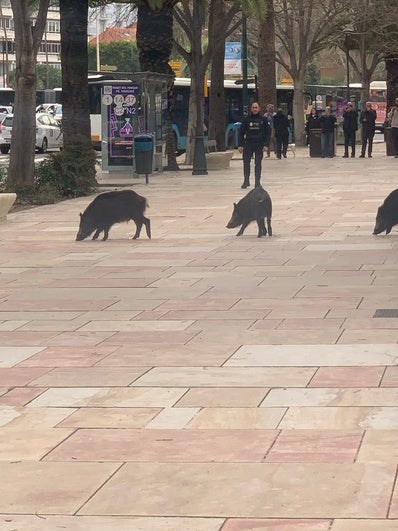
{"left": 101, "top": 83, "right": 143, "bottom": 170}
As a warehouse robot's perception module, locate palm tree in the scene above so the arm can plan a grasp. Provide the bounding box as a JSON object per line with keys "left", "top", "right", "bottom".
{"left": 135, "top": 0, "right": 179, "bottom": 170}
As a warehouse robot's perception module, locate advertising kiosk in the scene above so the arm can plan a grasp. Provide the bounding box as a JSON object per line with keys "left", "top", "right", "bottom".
{"left": 100, "top": 72, "right": 170, "bottom": 174}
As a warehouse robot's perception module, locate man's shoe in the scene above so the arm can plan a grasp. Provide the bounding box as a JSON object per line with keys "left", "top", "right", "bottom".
{"left": 351, "top": 154, "right": 355, "bottom": 158}
{"left": 342, "top": 154, "right": 348, "bottom": 158}
{"left": 359, "top": 155, "right": 365, "bottom": 158}
{"left": 241, "top": 183, "right": 249, "bottom": 189}
{"left": 368, "top": 154, "right": 372, "bottom": 158}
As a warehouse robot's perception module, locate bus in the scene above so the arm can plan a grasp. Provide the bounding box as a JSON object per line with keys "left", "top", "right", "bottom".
{"left": 172, "top": 78, "right": 295, "bottom": 152}
{"left": 368, "top": 80, "right": 387, "bottom": 132}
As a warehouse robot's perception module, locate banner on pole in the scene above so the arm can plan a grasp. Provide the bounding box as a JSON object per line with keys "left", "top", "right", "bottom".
{"left": 224, "top": 42, "right": 242, "bottom": 75}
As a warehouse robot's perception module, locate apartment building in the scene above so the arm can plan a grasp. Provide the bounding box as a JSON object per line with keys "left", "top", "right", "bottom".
{"left": 0, "top": 1, "right": 61, "bottom": 88}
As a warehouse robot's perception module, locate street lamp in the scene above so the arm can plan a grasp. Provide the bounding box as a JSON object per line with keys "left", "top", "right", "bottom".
{"left": 343, "top": 29, "right": 352, "bottom": 102}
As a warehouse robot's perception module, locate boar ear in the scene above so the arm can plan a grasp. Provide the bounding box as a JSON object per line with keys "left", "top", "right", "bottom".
{"left": 79, "top": 212, "right": 82, "bottom": 218}
{"left": 233, "top": 202, "right": 237, "bottom": 207}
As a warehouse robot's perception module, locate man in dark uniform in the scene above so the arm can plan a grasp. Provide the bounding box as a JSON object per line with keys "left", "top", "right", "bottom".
{"left": 238, "top": 102, "right": 271, "bottom": 188}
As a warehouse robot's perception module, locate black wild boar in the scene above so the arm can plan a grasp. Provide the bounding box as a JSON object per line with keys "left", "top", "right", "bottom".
{"left": 76, "top": 190, "right": 151, "bottom": 241}
{"left": 226, "top": 185, "right": 272, "bottom": 237}
{"left": 373, "top": 188, "right": 398, "bottom": 235}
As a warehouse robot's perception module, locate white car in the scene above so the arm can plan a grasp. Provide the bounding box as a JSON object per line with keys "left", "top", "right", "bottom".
{"left": 0, "top": 112, "right": 63, "bottom": 154}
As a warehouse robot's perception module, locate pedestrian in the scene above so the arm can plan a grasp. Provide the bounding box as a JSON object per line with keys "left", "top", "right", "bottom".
{"left": 387, "top": 97, "right": 398, "bottom": 158}
{"left": 273, "top": 108, "right": 290, "bottom": 159}
{"left": 360, "top": 101, "right": 377, "bottom": 158}
{"left": 318, "top": 106, "right": 336, "bottom": 158}
{"left": 238, "top": 101, "right": 271, "bottom": 189}
{"left": 305, "top": 108, "right": 319, "bottom": 146}
{"left": 264, "top": 103, "right": 276, "bottom": 157}
{"left": 342, "top": 102, "right": 358, "bottom": 158}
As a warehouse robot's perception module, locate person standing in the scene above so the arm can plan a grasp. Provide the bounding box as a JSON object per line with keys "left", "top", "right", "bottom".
{"left": 387, "top": 98, "right": 398, "bottom": 158}
{"left": 264, "top": 103, "right": 276, "bottom": 157}
{"left": 273, "top": 108, "right": 290, "bottom": 159}
{"left": 360, "top": 102, "right": 377, "bottom": 158}
{"left": 305, "top": 108, "right": 319, "bottom": 146}
{"left": 342, "top": 102, "right": 358, "bottom": 158}
{"left": 319, "top": 106, "right": 336, "bottom": 158}
{"left": 238, "top": 102, "right": 271, "bottom": 188}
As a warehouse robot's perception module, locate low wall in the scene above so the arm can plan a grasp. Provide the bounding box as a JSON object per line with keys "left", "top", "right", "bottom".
{"left": 0, "top": 193, "right": 16, "bottom": 221}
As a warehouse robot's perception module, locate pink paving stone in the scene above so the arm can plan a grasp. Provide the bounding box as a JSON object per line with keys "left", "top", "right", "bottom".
{"left": 381, "top": 367, "right": 398, "bottom": 387}
{"left": 0, "top": 387, "right": 46, "bottom": 406}
{"left": 44, "top": 428, "right": 278, "bottom": 463}
{"left": 276, "top": 318, "right": 344, "bottom": 329}
{"left": 222, "top": 519, "right": 331, "bottom": 530}
{"left": 265, "top": 430, "right": 363, "bottom": 463}
{"left": 103, "top": 330, "right": 199, "bottom": 345}
{"left": 309, "top": 367, "right": 385, "bottom": 388}
{"left": 0, "top": 367, "right": 51, "bottom": 386}
{"left": 18, "top": 345, "right": 118, "bottom": 367}
{"left": 0, "top": 331, "right": 59, "bottom": 346}
{"left": 249, "top": 320, "right": 284, "bottom": 330}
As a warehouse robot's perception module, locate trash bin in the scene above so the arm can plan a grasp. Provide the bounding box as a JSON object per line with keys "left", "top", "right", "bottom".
{"left": 384, "top": 127, "right": 395, "bottom": 156}
{"left": 134, "top": 134, "right": 154, "bottom": 175}
{"left": 309, "top": 128, "right": 322, "bottom": 157}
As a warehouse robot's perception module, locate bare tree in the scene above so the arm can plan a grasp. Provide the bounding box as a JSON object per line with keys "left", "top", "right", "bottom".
{"left": 7, "top": 0, "right": 50, "bottom": 190}
{"left": 257, "top": 0, "right": 276, "bottom": 110}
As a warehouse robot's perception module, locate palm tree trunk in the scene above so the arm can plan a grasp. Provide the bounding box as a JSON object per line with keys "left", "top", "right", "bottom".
{"left": 257, "top": 0, "right": 276, "bottom": 111}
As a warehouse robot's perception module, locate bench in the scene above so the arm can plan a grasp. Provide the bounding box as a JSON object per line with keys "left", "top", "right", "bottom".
{"left": 204, "top": 139, "right": 234, "bottom": 169}
{"left": 0, "top": 193, "right": 16, "bottom": 221}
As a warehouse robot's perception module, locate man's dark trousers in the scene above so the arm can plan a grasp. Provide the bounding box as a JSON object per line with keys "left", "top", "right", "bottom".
{"left": 242, "top": 144, "right": 263, "bottom": 187}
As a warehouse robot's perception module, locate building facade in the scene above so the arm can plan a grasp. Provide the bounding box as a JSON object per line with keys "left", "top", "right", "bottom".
{"left": 0, "top": 0, "right": 61, "bottom": 88}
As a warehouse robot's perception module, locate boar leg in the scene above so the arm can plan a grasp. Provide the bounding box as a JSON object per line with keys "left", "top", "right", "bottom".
{"left": 266, "top": 217, "right": 272, "bottom": 237}
{"left": 236, "top": 221, "right": 250, "bottom": 236}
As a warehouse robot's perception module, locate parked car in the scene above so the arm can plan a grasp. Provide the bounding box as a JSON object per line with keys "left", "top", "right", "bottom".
{"left": 0, "top": 112, "right": 63, "bottom": 154}
{"left": 36, "top": 103, "right": 62, "bottom": 124}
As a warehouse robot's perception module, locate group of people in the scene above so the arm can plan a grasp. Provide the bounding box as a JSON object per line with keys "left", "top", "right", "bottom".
{"left": 305, "top": 101, "right": 379, "bottom": 159}
{"left": 238, "top": 97, "right": 398, "bottom": 191}
{"left": 238, "top": 102, "right": 291, "bottom": 189}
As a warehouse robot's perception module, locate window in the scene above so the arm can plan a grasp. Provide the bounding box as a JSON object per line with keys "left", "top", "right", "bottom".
{"left": 47, "top": 20, "right": 60, "bottom": 33}
{"left": 0, "top": 18, "right": 13, "bottom": 30}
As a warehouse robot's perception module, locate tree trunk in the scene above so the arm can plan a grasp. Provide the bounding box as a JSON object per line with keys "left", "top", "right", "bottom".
{"left": 292, "top": 76, "right": 305, "bottom": 146}
{"left": 7, "top": 0, "right": 50, "bottom": 190}
{"left": 136, "top": 1, "right": 178, "bottom": 170}
{"left": 208, "top": 2, "right": 226, "bottom": 151}
{"left": 59, "top": 0, "right": 90, "bottom": 145}
{"left": 257, "top": 0, "right": 276, "bottom": 111}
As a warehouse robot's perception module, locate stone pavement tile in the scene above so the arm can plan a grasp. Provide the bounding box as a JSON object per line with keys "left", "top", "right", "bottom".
{"left": 0, "top": 311, "right": 82, "bottom": 320}
{"left": 187, "top": 408, "right": 285, "bottom": 429}
{"left": 276, "top": 318, "right": 344, "bottom": 329}
{"left": 338, "top": 329, "right": 398, "bottom": 343}
{"left": 227, "top": 344, "right": 398, "bottom": 367}
{"left": 0, "top": 346, "right": 45, "bottom": 367}
{"left": 265, "top": 430, "right": 362, "bottom": 463}
{"left": 356, "top": 430, "right": 398, "bottom": 464}
{"left": 132, "top": 367, "right": 315, "bottom": 387}
{"left": 160, "top": 309, "right": 272, "bottom": 320}
{"left": 187, "top": 319, "right": 255, "bottom": 331}
{"left": 19, "top": 345, "right": 118, "bottom": 367}
{"left": 309, "top": 367, "right": 384, "bottom": 387}
{"left": 0, "top": 320, "right": 28, "bottom": 331}
{"left": 79, "top": 319, "right": 194, "bottom": 332}
{"left": 381, "top": 367, "right": 398, "bottom": 387}
{"left": 248, "top": 320, "right": 284, "bottom": 330}
{"left": 157, "top": 298, "right": 239, "bottom": 311}
{"left": 0, "top": 387, "right": 46, "bottom": 406}
{"left": 261, "top": 388, "right": 398, "bottom": 407}
{"left": 189, "top": 328, "right": 341, "bottom": 345}
{"left": 0, "top": 515, "right": 224, "bottom": 531}
{"left": 331, "top": 521, "right": 398, "bottom": 530}
{"left": 175, "top": 387, "right": 268, "bottom": 407}
{"left": 58, "top": 407, "right": 161, "bottom": 429}
{"left": 0, "top": 330, "right": 60, "bottom": 346}
{"left": 97, "top": 343, "right": 234, "bottom": 367}
{"left": 29, "top": 387, "right": 187, "bottom": 408}
{"left": 146, "top": 407, "right": 199, "bottom": 428}
{"left": 45, "top": 429, "right": 278, "bottom": 463}
{"left": 222, "top": 519, "right": 331, "bottom": 530}
{"left": 29, "top": 367, "right": 149, "bottom": 387}
{"left": 100, "top": 298, "right": 167, "bottom": 311}
{"left": 104, "top": 330, "right": 199, "bottom": 345}
{"left": 0, "top": 406, "right": 74, "bottom": 460}
{"left": 343, "top": 318, "right": 398, "bottom": 329}
{"left": 0, "top": 298, "right": 118, "bottom": 311}
{"left": 279, "top": 407, "right": 398, "bottom": 429}
{"left": 0, "top": 461, "right": 120, "bottom": 514}
{"left": 44, "top": 330, "right": 117, "bottom": 347}
{"left": 79, "top": 462, "right": 395, "bottom": 518}
{"left": 0, "top": 367, "right": 50, "bottom": 386}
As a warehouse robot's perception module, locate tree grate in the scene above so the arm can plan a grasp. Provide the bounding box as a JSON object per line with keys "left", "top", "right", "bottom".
{"left": 373, "top": 309, "right": 398, "bottom": 318}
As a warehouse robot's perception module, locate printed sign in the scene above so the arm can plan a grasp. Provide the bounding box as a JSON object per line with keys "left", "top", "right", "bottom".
{"left": 225, "top": 42, "right": 242, "bottom": 75}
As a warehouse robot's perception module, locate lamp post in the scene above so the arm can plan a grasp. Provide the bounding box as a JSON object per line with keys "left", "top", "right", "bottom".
{"left": 343, "top": 31, "right": 351, "bottom": 102}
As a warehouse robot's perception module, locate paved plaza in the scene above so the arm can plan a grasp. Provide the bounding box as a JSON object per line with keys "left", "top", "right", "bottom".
{"left": 0, "top": 142, "right": 398, "bottom": 530}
